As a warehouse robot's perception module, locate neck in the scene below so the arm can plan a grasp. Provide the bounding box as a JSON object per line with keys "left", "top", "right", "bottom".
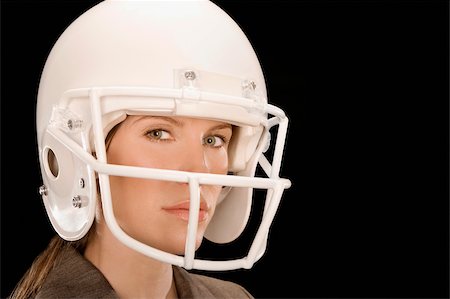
{"left": 84, "top": 222, "right": 178, "bottom": 299}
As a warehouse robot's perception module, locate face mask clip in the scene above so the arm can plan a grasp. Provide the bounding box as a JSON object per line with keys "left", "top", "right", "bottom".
{"left": 49, "top": 106, "right": 84, "bottom": 133}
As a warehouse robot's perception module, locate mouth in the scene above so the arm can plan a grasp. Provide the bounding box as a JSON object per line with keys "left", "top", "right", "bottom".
{"left": 162, "top": 201, "right": 209, "bottom": 222}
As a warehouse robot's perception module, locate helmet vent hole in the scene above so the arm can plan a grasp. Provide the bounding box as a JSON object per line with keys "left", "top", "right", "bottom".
{"left": 47, "top": 149, "right": 59, "bottom": 178}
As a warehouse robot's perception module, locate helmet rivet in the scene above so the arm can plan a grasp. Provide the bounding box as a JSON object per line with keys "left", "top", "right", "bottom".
{"left": 72, "top": 195, "right": 83, "bottom": 208}
{"left": 67, "top": 119, "right": 83, "bottom": 130}
{"left": 184, "top": 70, "right": 196, "bottom": 81}
{"left": 38, "top": 185, "right": 48, "bottom": 196}
{"left": 242, "top": 80, "right": 256, "bottom": 91}
{"left": 79, "top": 178, "right": 85, "bottom": 188}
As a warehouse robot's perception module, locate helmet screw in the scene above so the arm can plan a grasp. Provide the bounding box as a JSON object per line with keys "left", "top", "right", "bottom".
{"left": 38, "top": 185, "right": 48, "bottom": 196}
{"left": 242, "top": 80, "right": 256, "bottom": 91}
{"left": 79, "top": 178, "right": 85, "bottom": 189}
{"left": 72, "top": 195, "right": 84, "bottom": 208}
{"left": 184, "top": 70, "right": 196, "bottom": 81}
{"left": 67, "top": 119, "right": 83, "bottom": 130}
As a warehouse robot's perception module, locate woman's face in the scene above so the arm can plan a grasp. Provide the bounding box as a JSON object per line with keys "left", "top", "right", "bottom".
{"left": 106, "top": 115, "right": 232, "bottom": 254}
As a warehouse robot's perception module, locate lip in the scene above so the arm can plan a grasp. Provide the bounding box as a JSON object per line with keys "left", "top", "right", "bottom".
{"left": 162, "top": 201, "right": 209, "bottom": 222}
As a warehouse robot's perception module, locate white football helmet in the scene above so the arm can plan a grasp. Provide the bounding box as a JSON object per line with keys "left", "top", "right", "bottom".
{"left": 36, "top": 0, "right": 291, "bottom": 271}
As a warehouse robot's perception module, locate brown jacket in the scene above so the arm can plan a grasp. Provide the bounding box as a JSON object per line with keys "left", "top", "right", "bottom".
{"left": 35, "top": 246, "right": 254, "bottom": 298}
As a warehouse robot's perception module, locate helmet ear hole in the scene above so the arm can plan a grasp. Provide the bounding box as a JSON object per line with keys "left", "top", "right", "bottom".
{"left": 45, "top": 148, "right": 59, "bottom": 178}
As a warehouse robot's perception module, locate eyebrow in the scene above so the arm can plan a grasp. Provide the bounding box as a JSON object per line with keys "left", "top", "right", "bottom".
{"left": 132, "top": 115, "right": 183, "bottom": 127}
{"left": 131, "top": 115, "right": 232, "bottom": 131}
{"left": 210, "top": 123, "right": 233, "bottom": 131}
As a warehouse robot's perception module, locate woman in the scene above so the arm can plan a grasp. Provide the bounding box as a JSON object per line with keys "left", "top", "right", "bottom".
{"left": 10, "top": 1, "right": 291, "bottom": 298}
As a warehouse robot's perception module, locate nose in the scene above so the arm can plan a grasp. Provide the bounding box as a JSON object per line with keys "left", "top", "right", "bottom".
{"left": 178, "top": 141, "right": 209, "bottom": 174}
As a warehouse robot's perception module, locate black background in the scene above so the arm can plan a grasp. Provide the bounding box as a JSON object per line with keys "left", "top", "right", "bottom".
{"left": 1, "top": 1, "right": 449, "bottom": 298}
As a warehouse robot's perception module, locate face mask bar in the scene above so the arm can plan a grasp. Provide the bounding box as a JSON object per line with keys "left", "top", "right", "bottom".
{"left": 46, "top": 86, "right": 291, "bottom": 270}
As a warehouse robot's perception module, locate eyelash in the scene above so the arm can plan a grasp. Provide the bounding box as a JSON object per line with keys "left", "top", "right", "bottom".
{"left": 144, "top": 129, "right": 229, "bottom": 147}
{"left": 144, "top": 129, "right": 171, "bottom": 142}
{"left": 207, "top": 134, "right": 228, "bottom": 147}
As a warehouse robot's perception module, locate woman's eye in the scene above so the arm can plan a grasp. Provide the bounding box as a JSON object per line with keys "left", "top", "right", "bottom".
{"left": 146, "top": 129, "right": 170, "bottom": 140}
{"left": 203, "top": 135, "right": 225, "bottom": 147}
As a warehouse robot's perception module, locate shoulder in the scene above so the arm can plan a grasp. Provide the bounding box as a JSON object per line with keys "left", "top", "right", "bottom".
{"left": 173, "top": 266, "right": 254, "bottom": 299}
{"left": 36, "top": 245, "right": 118, "bottom": 299}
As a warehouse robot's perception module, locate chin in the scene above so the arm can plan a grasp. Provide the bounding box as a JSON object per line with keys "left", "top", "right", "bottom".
{"left": 172, "top": 234, "right": 205, "bottom": 255}
{"left": 139, "top": 232, "right": 205, "bottom": 256}
{"left": 124, "top": 224, "right": 207, "bottom": 256}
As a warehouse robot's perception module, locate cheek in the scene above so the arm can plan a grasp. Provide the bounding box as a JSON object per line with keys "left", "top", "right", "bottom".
{"left": 201, "top": 185, "right": 223, "bottom": 204}
{"left": 108, "top": 138, "right": 181, "bottom": 170}
{"left": 109, "top": 176, "right": 164, "bottom": 217}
